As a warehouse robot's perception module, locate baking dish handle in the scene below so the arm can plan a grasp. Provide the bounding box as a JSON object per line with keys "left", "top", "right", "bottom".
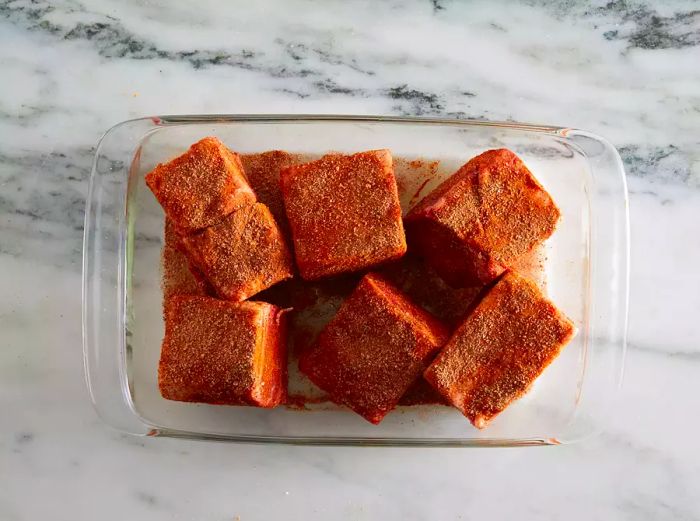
{"left": 82, "top": 119, "right": 155, "bottom": 435}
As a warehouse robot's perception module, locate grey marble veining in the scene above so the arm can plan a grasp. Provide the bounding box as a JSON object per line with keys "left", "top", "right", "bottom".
{"left": 1, "top": 1, "right": 699, "bottom": 519}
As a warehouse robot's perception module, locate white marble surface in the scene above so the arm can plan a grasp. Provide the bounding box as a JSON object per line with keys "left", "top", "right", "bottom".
{"left": 2, "top": 0, "right": 699, "bottom": 519}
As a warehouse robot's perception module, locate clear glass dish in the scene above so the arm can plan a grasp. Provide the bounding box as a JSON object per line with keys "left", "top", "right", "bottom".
{"left": 82, "top": 115, "right": 629, "bottom": 447}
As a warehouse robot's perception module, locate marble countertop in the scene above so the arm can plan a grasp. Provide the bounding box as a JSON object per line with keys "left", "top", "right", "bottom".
{"left": 2, "top": 1, "right": 699, "bottom": 519}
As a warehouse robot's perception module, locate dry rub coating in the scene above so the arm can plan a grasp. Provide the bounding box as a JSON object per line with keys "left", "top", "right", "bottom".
{"left": 280, "top": 150, "right": 407, "bottom": 280}
{"left": 241, "top": 150, "right": 300, "bottom": 239}
{"left": 424, "top": 271, "right": 575, "bottom": 428}
{"left": 159, "top": 295, "right": 288, "bottom": 407}
{"left": 146, "top": 137, "right": 255, "bottom": 233}
{"left": 181, "top": 203, "right": 293, "bottom": 302}
{"left": 299, "top": 273, "right": 449, "bottom": 424}
{"left": 405, "top": 149, "right": 559, "bottom": 287}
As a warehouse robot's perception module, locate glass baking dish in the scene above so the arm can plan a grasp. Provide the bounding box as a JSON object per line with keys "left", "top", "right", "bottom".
{"left": 82, "top": 115, "right": 629, "bottom": 447}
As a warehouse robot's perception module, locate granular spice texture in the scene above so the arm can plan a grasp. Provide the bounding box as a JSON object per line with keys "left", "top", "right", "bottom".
{"left": 241, "top": 150, "right": 300, "bottom": 238}
{"left": 161, "top": 219, "right": 211, "bottom": 299}
{"left": 380, "top": 245, "right": 547, "bottom": 330}
{"left": 299, "top": 272, "right": 449, "bottom": 424}
{"left": 424, "top": 271, "right": 575, "bottom": 428}
{"left": 158, "top": 295, "right": 288, "bottom": 407}
{"left": 379, "top": 253, "right": 485, "bottom": 329}
{"left": 405, "top": 149, "right": 559, "bottom": 287}
{"left": 181, "top": 203, "right": 293, "bottom": 302}
{"left": 280, "top": 150, "right": 407, "bottom": 280}
{"left": 146, "top": 137, "right": 255, "bottom": 233}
